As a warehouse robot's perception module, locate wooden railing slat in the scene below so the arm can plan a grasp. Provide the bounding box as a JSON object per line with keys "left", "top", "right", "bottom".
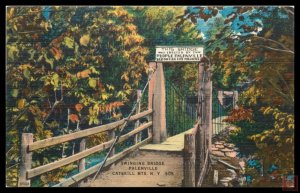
{"left": 53, "top": 136, "right": 152, "bottom": 187}
{"left": 128, "top": 109, "right": 153, "bottom": 122}
{"left": 29, "top": 119, "right": 124, "bottom": 151}
{"left": 27, "top": 139, "right": 114, "bottom": 178}
{"left": 119, "top": 122, "right": 152, "bottom": 143}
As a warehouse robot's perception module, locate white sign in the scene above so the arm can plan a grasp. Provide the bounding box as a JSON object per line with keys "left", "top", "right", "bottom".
{"left": 155, "top": 46, "right": 204, "bottom": 62}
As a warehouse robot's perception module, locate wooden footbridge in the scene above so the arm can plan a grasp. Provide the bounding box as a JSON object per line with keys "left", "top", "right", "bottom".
{"left": 18, "top": 60, "right": 215, "bottom": 187}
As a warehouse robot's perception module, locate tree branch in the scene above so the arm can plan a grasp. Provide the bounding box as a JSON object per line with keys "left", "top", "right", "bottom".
{"left": 17, "top": 30, "right": 44, "bottom": 34}
{"left": 6, "top": 163, "right": 19, "bottom": 171}
{"left": 252, "top": 36, "right": 294, "bottom": 54}
{"left": 255, "top": 45, "right": 294, "bottom": 54}
{"left": 42, "top": 100, "right": 62, "bottom": 125}
{"left": 43, "top": 82, "right": 65, "bottom": 125}
{"left": 47, "top": 97, "right": 52, "bottom": 108}
{"left": 272, "top": 69, "right": 294, "bottom": 102}
{"left": 6, "top": 106, "right": 29, "bottom": 131}
{"left": 267, "top": 79, "right": 294, "bottom": 104}
{"left": 280, "top": 6, "right": 294, "bottom": 16}
{"left": 60, "top": 81, "right": 64, "bottom": 101}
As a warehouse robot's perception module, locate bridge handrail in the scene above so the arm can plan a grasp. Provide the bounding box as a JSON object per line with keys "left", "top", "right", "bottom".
{"left": 27, "top": 121, "right": 153, "bottom": 179}
{"left": 53, "top": 136, "right": 153, "bottom": 187}
{"left": 29, "top": 109, "right": 153, "bottom": 151}
{"left": 18, "top": 109, "right": 153, "bottom": 187}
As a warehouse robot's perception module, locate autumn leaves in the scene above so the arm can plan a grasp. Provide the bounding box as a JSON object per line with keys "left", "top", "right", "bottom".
{"left": 79, "top": 34, "right": 90, "bottom": 47}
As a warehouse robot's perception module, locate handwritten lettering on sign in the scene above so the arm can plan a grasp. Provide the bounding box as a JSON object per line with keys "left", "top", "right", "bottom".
{"left": 155, "top": 46, "right": 204, "bottom": 62}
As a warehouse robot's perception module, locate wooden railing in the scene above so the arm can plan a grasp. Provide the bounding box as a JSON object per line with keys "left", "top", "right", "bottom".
{"left": 18, "top": 109, "right": 153, "bottom": 187}
{"left": 183, "top": 62, "right": 212, "bottom": 187}
{"left": 183, "top": 120, "right": 210, "bottom": 187}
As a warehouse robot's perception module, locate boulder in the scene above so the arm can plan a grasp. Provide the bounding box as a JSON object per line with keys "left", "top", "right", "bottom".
{"left": 221, "top": 177, "right": 234, "bottom": 182}
{"left": 215, "top": 144, "right": 225, "bottom": 149}
{"left": 211, "top": 147, "right": 219, "bottom": 151}
{"left": 224, "top": 143, "right": 235, "bottom": 148}
{"left": 225, "top": 151, "right": 237, "bottom": 158}
{"left": 221, "top": 148, "right": 233, "bottom": 152}
{"left": 211, "top": 151, "right": 225, "bottom": 157}
{"left": 220, "top": 177, "right": 233, "bottom": 187}
{"left": 214, "top": 141, "right": 223, "bottom": 145}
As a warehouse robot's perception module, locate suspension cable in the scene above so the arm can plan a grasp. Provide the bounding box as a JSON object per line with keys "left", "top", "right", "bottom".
{"left": 88, "top": 66, "right": 157, "bottom": 185}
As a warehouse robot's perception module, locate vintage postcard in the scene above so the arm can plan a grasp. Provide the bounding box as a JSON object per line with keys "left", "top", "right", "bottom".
{"left": 5, "top": 5, "right": 295, "bottom": 188}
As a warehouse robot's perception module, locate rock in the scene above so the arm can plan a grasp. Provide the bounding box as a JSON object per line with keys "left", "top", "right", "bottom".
{"left": 220, "top": 177, "right": 233, "bottom": 187}
{"left": 239, "top": 161, "right": 245, "bottom": 169}
{"left": 225, "top": 151, "right": 237, "bottom": 158}
{"left": 221, "top": 177, "right": 233, "bottom": 182}
{"left": 211, "top": 151, "right": 225, "bottom": 157}
{"left": 215, "top": 144, "right": 225, "bottom": 149}
{"left": 221, "top": 182, "right": 228, "bottom": 187}
{"left": 221, "top": 148, "right": 233, "bottom": 152}
{"left": 220, "top": 178, "right": 232, "bottom": 187}
{"left": 214, "top": 141, "right": 223, "bottom": 145}
{"left": 211, "top": 147, "right": 218, "bottom": 151}
{"left": 224, "top": 143, "right": 235, "bottom": 148}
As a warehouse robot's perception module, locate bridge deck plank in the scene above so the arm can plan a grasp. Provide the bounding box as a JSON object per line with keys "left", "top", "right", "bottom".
{"left": 139, "top": 129, "right": 193, "bottom": 152}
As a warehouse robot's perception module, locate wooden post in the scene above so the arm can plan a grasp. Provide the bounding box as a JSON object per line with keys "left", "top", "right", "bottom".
{"left": 78, "top": 138, "right": 86, "bottom": 187}
{"left": 148, "top": 62, "right": 157, "bottom": 110}
{"left": 233, "top": 91, "right": 238, "bottom": 109}
{"left": 109, "top": 130, "right": 115, "bottom": 157}
{"left": 208, "top": 69, "right": 213, "bottom": 151}
{"left": 204, "top": 66, "right": 212, "bottom": 151}
{"left": 18, "top": 133, "right": 33, "bottom": 187}
{"left": 213, "top": 170, "right": 218, "bottom": 185}
{"left": 195, "top": 124, "right": 201, "bottom": 184}
{"left": 184, "top": 133, "right": 196, "bottom": 187}
{"left": 197, "top": 63, "right": 205, "bottom": 121}
{"left": 198, "top": 63, "right": 206, "bottom": 171}
{"left": 106, "top": 129, "right": 116, "bottom": 170}
{"left": 218, "top": 91, "right": 223, "bottom": 106}
{"left": 134, "top": 90, "right": 142, "bottom": 144}
{"left": 148, "top": 110, "right": 153, "bottom": 139}
{"left": 152, "top": 62, "right": 167, "bottom": 144}
{"left": 148, "top": 62, "right": 156, "bottom": 142}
